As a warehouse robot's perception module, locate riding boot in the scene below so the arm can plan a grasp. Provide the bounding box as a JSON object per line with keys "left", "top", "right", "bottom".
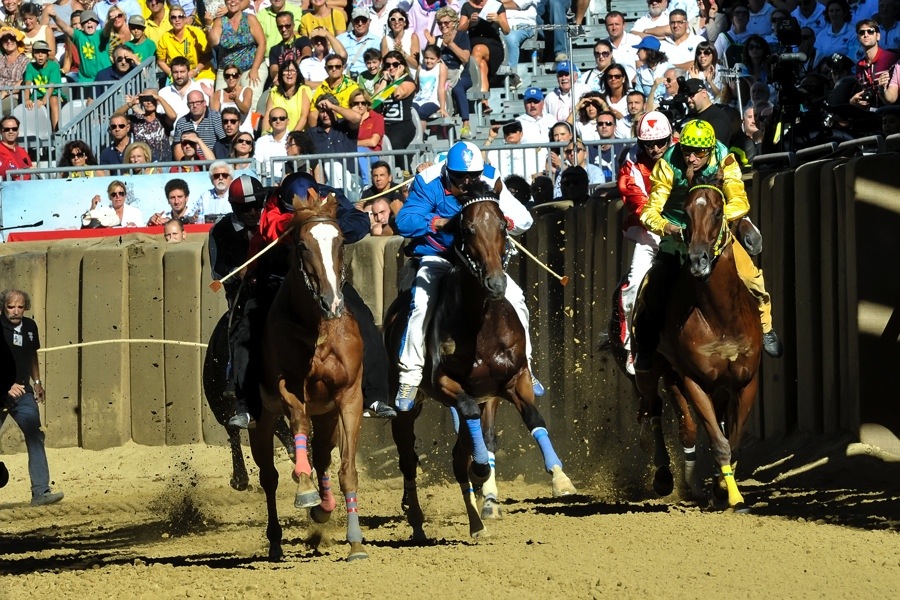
{"left": 342, "top": 282, "right": 396, "bottom": 418}
{"left": 731, "top": 242, "right": 782, "bottom": 357}
{"left": 632, "top": 251, "right": 680, "bottom": 372}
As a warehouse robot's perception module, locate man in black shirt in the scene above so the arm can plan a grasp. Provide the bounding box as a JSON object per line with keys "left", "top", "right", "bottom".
{"left": 268, "top": 10, "right": 312, "bottom": 86}
{"left": 681, "top": 78, "right": 732, "bottom": 145}
{"left": 1, "top": 289, "right": 63, "bottom": 506}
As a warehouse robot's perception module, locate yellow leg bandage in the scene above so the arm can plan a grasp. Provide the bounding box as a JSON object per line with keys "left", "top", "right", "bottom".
{"left": 720, "top": 464, "right": 745, "bottom": 508}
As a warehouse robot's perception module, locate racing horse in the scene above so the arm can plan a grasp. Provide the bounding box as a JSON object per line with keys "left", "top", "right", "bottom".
{"left": 384, "top": 179, "right": 576, "bottom": 541}
{"left": 249, "top": 187, "right": 367, "bottom": 561}
{"left": 202, "top": 306, "right": 293, "bottom": 491}
{"left": 616, "top": 169, "right": 762, "bottom": 511}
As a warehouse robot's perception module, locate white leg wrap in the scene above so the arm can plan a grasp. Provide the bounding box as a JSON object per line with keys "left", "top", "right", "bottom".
{"left": 397, "top": 256, "right": 454, "bottom": 386}
{"left": 504, "top": 275, "right": 533, "bottom": 366}
{"left": 620, "top": 227, "right": 660, "bottom": 352}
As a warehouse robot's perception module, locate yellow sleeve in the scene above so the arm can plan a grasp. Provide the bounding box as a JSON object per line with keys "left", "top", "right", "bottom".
{"left": 298, "top": 14, "right": 313, "bottom": 37}
{"left": 721, "top": 154, "right": 750, "bottom": 223}
{"left": 155, "top": 35, "right": 168, "bottom": 61}
{"left": 641, "top": 158, "right": 676, "bottom": 237}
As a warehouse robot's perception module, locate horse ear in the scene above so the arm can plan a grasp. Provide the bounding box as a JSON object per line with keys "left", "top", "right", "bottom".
{"left": 493, "top": 178, "right": 503, "bottom": 196}
{"left": 322, "top": 192, "right": 339, "bottom": 217}
{"left": 291, "top": 193, "right": 305, "bottom": 213}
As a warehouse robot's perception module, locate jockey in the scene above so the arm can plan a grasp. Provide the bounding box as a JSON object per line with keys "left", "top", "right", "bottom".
{"left": 393, "top": 140, "right": 539, "bottom": 410}
{"left": 616, "top": 111, "right": 673, "bottom": 375}
{"left": 229, "top": 171, "right": 397, "bottom": 428}
{"left": 632, "top": 119, "right": 784, "bottom": 373}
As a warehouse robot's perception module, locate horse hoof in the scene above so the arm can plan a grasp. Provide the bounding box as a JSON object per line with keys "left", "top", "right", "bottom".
{"left": 471, "top": 527, "right": 491, "bottom": 540}
{"left": 732, "top": 502, "right": 751, "bottom": 514}
{"left": 268, "top": 545, "right": 284, "bottom": 562}
{"left": 309, "top": 505, "right": 333, "bottom": 524}
{"left": 653, "top": 466, "right": 675, "bottom": 497}
{"left": 295, "top": 490, "right": 321, "bottom": 509}
{"left": 346, "top": 543, "right": 368, "bottom": 561}
{"left": 481, "top": 498, "right": 503, "bottom": 520}
{"left": 468, "top": 462, "right": 491, "bottom": 485}
{"left": 411, "top": 528, "right": 428, "bottom": 543}
{"left": 551, "top": 466, "right": 577, "bottom": 497}
{"left": 230, "top": 477, "right": 249, "bottom": 492}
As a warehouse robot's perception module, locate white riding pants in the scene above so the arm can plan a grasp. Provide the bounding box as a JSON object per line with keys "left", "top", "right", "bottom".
{"left": 398, "top": 255, "right": 534, "bottom": 386}
{"left": 620, "top": 226, "right": 660, "bottom": 352}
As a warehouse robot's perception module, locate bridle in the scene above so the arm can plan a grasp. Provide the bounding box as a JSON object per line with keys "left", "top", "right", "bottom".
{"left": 293, "top": 215, "right": 345, "bottom": 299}
{"left": 686, "top": 184, "right": 731, "bottom": 260}
{"left": 454, "top": 195, "right": 511, "bottom": 280}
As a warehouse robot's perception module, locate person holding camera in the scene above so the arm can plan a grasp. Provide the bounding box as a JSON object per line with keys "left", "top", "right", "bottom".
{"left": 851, "top": 20, "right": 898, "bottom": 108}
{"left": 114, "top": 88, "right": 176, "bottom": 162}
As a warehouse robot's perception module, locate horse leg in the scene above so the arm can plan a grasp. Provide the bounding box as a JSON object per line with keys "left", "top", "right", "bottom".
{"left": 248, "top": 408, "right": 282, "bottom": 561}
{"left": 511, "top": 373, "right": 577, "bottom": 497}
{"left": 226, "top": 426, "right": 249, "bottom": 491}
{"left": 721, "top": 373, "right": 759, "bottom": 514}
{"left": 278, "top": 380, "right": 318, "bottom": 509}
{"left": 308, "top": 414, "right": 337, "bottom": 525}
{"left": 682, "top": 376, "right": 747, "bottom": 512}
{"left": 480, "top": 398, "right": 502, "bottom": 520}
{"left": 451, "top": 417, "right": 488, "bottom": 539}
{"left": 337, "top": 386, "right": 368, "bottom": 561}
{"left": 665, "top": 371, "right": 702, "bottom": 499}
{"left": 274, "top": 416, "right": 296, "bottom": 464}
{"left": 391, "top": 404, "right": 427, "bottom": 542}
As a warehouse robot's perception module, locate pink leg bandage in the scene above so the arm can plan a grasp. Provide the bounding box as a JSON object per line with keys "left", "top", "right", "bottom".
{"left": 319, "top": 471, "right": 336, "bottom": 512}
{"left": 294, "top": 434, "right": 312, "bottom": 477}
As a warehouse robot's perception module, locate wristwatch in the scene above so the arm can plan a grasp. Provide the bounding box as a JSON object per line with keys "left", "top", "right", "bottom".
{"left": 34, "top": 379, "right": 42, "bottom": 385}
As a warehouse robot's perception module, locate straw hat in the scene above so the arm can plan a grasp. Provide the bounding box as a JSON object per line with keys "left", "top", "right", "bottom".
{"left": 0, "top": 26, "right": 25, "bottom": 44}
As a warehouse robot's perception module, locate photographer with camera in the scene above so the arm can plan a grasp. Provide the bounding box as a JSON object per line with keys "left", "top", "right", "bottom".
{"left": 850, "top": 20, "right": 898, "bottom": 109}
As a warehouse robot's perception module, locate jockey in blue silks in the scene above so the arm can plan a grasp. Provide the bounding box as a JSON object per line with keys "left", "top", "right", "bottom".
{"left": 393, "top": 140, "right": 542, "bottom": 410}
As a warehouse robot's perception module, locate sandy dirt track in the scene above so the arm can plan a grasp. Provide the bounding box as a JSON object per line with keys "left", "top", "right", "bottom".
{"left": 1, "top": 433, "right": 898, "bottom": 600}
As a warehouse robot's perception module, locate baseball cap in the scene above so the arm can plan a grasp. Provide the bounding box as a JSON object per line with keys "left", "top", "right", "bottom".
{"left": 633, "top": 36, "right": 661, "bottom": 51}
{"left": 679, "top": 78, "right": 706, "bottom": 96}
{"left": 523, "top": 87, "right": 544, "bottom": 102}
{"left": 80, "top": 9, "right": 100, "bottom": 24}
{"left": 31, "top": 40, "right": 50, "bottom": 53}
{"left": 351, "top": 7, "right": 369, "bottom": 20}
{"left": 128, "top": 15, "right": 146, "bottom": 28}
{"left": 556, "top": 60, "right": 575, "bottom": 74}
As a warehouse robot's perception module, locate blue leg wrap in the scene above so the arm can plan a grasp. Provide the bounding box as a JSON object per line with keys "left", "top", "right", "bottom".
{"left": 531, "top": 426, "right": 562, "bottom": 472}
{"left": 466, "top": 418, "right": 490, "bottom": 465}
{"left": 450, "top": 406, "right": 460, "bottom": 434}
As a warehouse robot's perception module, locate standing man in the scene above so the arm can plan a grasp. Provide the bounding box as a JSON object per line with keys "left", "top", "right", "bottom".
{"left": 337, "top": 8, "right": 382, "bottom": 79}
{"left": 158, "top": 57, "right": 206, "bottom": 119}
{"left": 268, "top": 9, "right": 312, "bottom": 85}
{"left": 632, "top": 0, "right": 672, "bottom": 39}
{"left": 661, "top": 9, "right": 705, "bottom": 69}
{"left": 142, "top": 0, "right": 172, "bottom": 45}
{"left": 172, "top": 90, "right": 225, "bottom": 160}
{"left": 258, "top": 0, "right": 305, "bottom": 51}
{"left": 682, "top": 78, "right": 732, "bottom": 144}
{"left": 1, "top": 289, "right": 64, "bottom": 507}
{"left": 0, "top": 116, "right": 31, "bottom": 180}
{"left": 99, "top": 113, "right": 133, "bottom": 168}
{"left": 605, "top": 10, "right": 641, "bottom": 74}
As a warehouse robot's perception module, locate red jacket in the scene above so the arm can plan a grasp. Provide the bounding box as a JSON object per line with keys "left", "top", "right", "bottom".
{"left": 0, "top": 144, "right": 32, "bottom": 181}
{"left": 616, "top": 145, "right": 654, "bottom": 232}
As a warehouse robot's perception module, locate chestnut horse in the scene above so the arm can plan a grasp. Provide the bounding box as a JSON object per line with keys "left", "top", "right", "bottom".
{"left": 384, "top": 181, "right": 576, "bottom": 541}
{"left": 622, "top": 172, "right": 762, "bottom": 511}
{"left": 250, "top": 189, "right": 367, "bottom": 561}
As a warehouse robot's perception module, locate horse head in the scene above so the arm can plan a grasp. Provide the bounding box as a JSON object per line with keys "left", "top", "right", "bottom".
{"left": 683, "top": 168, "right": 729, "bottom": 279}
{"left": 290, "top": 185, "right": 345, "bottom": 319}
{"left": 454, "top": 178, "right": 509, "bottom": 301}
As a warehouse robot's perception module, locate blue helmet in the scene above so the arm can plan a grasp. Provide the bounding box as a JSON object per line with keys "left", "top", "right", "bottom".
{"left": 445, "top": 141, "right": 484, "bottom": 175}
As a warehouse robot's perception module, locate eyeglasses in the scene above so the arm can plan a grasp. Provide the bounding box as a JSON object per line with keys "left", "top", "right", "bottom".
{"left": 598, "top": 121, "right": 615, "bottom": 126}
{"left": 270, "top": 115, "right": 288, "bottom": 122}
{"left": 187, "top": 100, "right": 205, "bottom": 106}
{"left": 325, "top": 64, "right": 343, "bottom": 70}
{"left": 699, "top": 48, "right": 713, "bottom": 55}
{"left": 352, "top": 100, "right": 368, "bottom": 106}
{"left": 389, "top": 17, "right": 406, "bottom": 23}
{"left": 594, "top": 50, "right": 610, "bottom": 58}
{"left": 236, "top": 138, "right": 253, "bottom": 144}
{"left": 437, "top": 20, "right": 453, "bottom": 27}
{"left": 212, "top": 172, "right": 231, "bottom": 180}
{"left": 681, "top": 147, "right": 711, "bottom": 159}
{"left": 2, "top": 126, "right": 18, "bottom": 132}
{"left": 353, "top": 17, "right": 369, "bottom": 24}
{"left": 639, "top": 138, "right": 668, "bottom": 149}
{"left": 115, "top": 56, "right": 131, "bottom": 62}
{"left": 385, "top": 61, "right": 402, "bottom": 68}
{"left": 110, "top": 191, "right": 126, "bottom": 198}
{"left": 858, "top": 28, "right": 877, "bottom": 35}
{"left": 170, "top": 14, "right": 186, "bottom": 20}
{"left": 277, "top": 23, "right": 293, "bottom": 29}
{"left": 70, "top": 150, "right": 85, "bottom": 158}
{"left": 607, "top": 73, "right": 624, "bottom": 79}
{"left": 224, "top": 72, "right": 240, "bottom": 79}
{"left": 110, "top": 123, "right": 128, "bottom": 129}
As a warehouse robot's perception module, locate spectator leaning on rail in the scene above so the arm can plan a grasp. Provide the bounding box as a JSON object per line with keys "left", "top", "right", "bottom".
{"left": 631, "top": 119, "right": 783, "bottom": 373}
{"left": 1, "top": 289, "right": 65, "bottom": 507}
{"left": 23, "top": 39, "right": 61, "bottom": 130}
{"left": 392, "top": 140, "right": 542, "bottom": 410}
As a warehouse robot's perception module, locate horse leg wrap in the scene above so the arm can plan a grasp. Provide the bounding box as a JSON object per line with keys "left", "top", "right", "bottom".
{"left": 531, "top": 427, "right": 562, "bottom": 472}
{"left": 720, "top": 464, "right": 745, "bottom": 507}
{"left": 319, "top": 472, "right": 336, "bottom": 512}
{"left": 345, "top": 493, "right": 362, "bottom": 544}
{"left": 465, "top": 418, "right": 490, "bottom": 466}
{"left": 651, "top": 417, "right": 668, "bottom": 468}
{"left": 293, "top": 434, "right": 312, "bottom": 478}
{"left": 683, "top": 446, "right": 697, "bottom": 489}
{"left": 482, "top": 451, "right": 499, "bottom": 500}
{"left": 450, "top": 406, "right": 460, "bottom": 434}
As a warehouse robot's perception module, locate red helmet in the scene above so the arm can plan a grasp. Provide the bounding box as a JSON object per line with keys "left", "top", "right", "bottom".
{"left": 228, "top": 175, "right": 266, "bottom": 205}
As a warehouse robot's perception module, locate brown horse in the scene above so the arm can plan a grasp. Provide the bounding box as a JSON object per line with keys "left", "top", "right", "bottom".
{"left": 629, "top": 172, "right": 762, "bottom": 511}
{"left": 384, "top": 180, "right": 575, "bottom": 541}
{"left": 250, "top": 189, "right": 367, "bottom": 561}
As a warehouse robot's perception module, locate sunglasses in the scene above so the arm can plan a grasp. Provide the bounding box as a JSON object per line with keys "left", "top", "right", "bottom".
{"left": 110, "top": 123, "right": 128, "bottom": 129}
{"left": 385, "top": 61, "right": 402, "bottom": 68}
{"left": 170, "top": 14, "right": 186, "bottom": 20}
{"left": 112, "top": 13, "right": 125, "bottom": 19}
{"left": 639, "top": 138, "right": 668, "bottom": 149}
{"left": 115, "top": 56, "right": 131, "bottom": 62}
{"left": 225, "top": 72, "right": 240, "bottom": 79}
{"left": 437, "top": 20, "right": 453, "bottom": 27}
{"left": 270, "top": 116, "right": 288, "bottom": 122}
{"left": 352, "top": 100, "right": 368, "bottom": 106}
{"left": 858, "top": 28, "right": 877, "bottom": 35}
{"left": 223, "top": 118, "right": 239, "bottom": 124}
{"left": 70, "top": 150, "right": 85, "bottom": 158}
{"left": 326, "top": 64, "right": 343, "bottom": 70}
{"left": 2, "top": 126, "right": 18, "bottom": 132}
{"left": 681, "top": 147, "right": 711, "bottom": 159}
{"left": 607, "top": 73, "right": 624, "bottom": 79}
{"left": 598, "top": 121, "right": 615, "bottom": 126}
{"left": 353, "top": 17, "right": 369, "bottom": 23}
{"left": 277, "top": 23, "right": 293, "bottom": 29}
{"left": 1, "top": 37, "right": 16, "bottom": 43}
{"left": 212, "top": 172, "right": 231, "bottom": 180}
{"left": 236, "top": 138, "right": 254, "bottom": 144}
{"left": 699, "top": 48, "right": 713, "bottom": 55}
{"left": 594, "top": 50, "right": 610, "bottom": 58}
{"left": 564, "top": 147, "right": 585, "bottom": 154}
{"left": 109, "top": 191, "right": 126, "bottom": 198}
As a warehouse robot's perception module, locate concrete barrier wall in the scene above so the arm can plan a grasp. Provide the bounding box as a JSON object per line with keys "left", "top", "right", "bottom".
{"left": 1, "top": 158, "right": 898, "bottom": 459}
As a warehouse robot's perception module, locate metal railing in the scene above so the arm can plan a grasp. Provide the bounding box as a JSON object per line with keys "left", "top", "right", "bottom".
{"left": 5, "top": 158, "right": 252, "bottom": 180}
{"left": 0, "top": 56, "right": 159, "bottom": 163}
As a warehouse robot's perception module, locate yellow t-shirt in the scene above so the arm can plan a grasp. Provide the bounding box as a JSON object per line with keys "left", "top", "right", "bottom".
{"left": 155, "top": 25, "right": 214, "bottom": 80}
{"left": 298, "top": 10, "right": 347, "bottom": 38}
{"left": 310, "top": 75, "right": 359, "bottom": 109}
{"left": 271, "top": 85, "right": 312, "bottom": 132}
{"left": 140, "top": 2, "right": 172, "bottom": 44}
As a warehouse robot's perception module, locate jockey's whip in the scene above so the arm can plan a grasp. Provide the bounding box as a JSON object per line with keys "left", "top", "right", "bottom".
{"left": 0, "top": 219, "right": 44, "bottom": 232}
{"left": 509, "top": 238, "right": 569, "bottom": 286}
{"left": 209, "top": 225, "right": 294, "bottom": 293}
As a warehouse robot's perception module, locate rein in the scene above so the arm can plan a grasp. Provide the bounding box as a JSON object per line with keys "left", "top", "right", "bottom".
{"left": 454, "top": 196, "right": 511, "bottom": 279}
{"left": 687, "top": 184, "right": 732, "bottom": 260}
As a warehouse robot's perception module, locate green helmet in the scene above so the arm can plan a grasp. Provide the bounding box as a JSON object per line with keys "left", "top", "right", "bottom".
{"left": 679, "top": 120, "right": 716, "bottom": 149}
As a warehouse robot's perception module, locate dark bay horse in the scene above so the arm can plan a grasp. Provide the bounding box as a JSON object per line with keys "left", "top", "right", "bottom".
{"left": 250, "top": 188, "right": 367, "bottom": 561}
{"left": 384, "top": 180, "right": 576, "bottom": 540}
{"left": 202, "top": 309, "right": 293, "bottom": 491}
{"left": 622, "top": 172, "right": 762, "bottom": 511}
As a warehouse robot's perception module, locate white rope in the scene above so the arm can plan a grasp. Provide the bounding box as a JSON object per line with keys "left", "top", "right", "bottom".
{"left": 38, "top": 338, "right": 208, "bottom": 353}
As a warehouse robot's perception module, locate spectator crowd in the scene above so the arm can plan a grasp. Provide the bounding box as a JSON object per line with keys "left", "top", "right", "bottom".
{"left": 1, "top": 0, "right": 900, "bottom": 217}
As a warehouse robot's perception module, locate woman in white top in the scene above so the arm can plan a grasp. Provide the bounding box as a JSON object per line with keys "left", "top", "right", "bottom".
{"left": 21, "top": 3, "right": 54, "bottom": 60}
{"left": 204, "top": 65, "right": 254, "bottom": 132}
{"left": 85, "top": 180, "right": 144, "bottom": 228}
{"left": 813, "top": 0, "right": 857, "bottom": 68}
{"left": 381, "top": 8, "right": 419, "bottom": 76}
